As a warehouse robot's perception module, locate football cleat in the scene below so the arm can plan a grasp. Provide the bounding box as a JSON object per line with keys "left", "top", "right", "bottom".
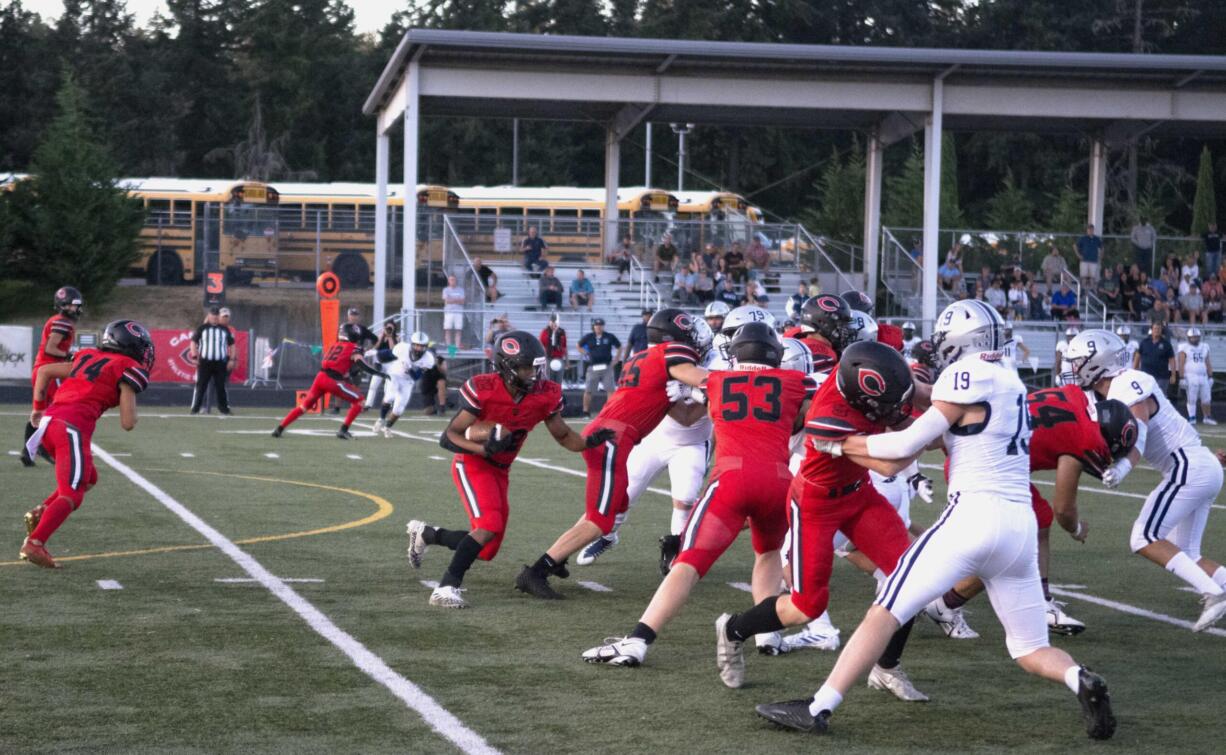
{"left": 867, "top": 664, "right": 929, "bottom": 702}
{"left": 515, "top": 565, "right": 564, "bottom": 600}
{"left": 576, "top": 534, "right": 619, "bottom": 566}
{"left": 1193, "top": 591, "right": 1226, "bottom": 632}
{"left": 1204, "top": 417, "right": 1218, "bottom": 425}
{"left": 582, "top": 636, "right": 647, "bottom": 666}
{"left": 659, "top": 534, "right": 681, "bottom": 577}
{"left": 755, "top": 700, "right": 830, "bottom": 734}
{"left": 1046, "top": 598, "right": 1087, "bottom": 636}
{"left": 756, "top": 631, "right": 784, "bottom": 656}
{"left": 924, "top": 597, "right": 980, "bottom": 639}
{"left": 714, "top": 613, "right": 746, "bottom": 688}
{"left": 381, "top": 425, "right": 393, "bottom": 439}
{"left": 19, "top": 449, "right": 35, "bottom": 467}
{"left": 19, "top": 538, "right": 59, "bottom": 569}
{"left": 371, "top": 418, "right": 384, "bottom": 432}
{"left": 428, "top": 586, "right": 468, "bottom": 609}
{"left": 336, "top": 428, "right": 353, "bottom": 440}
{"left": 24, "top": 504, "right": 46, "bottom": 536}
{"left": 781, "top": 614, "right": 841, "bottom": 652}
{"left": 1076, "top": 667, "right": 1116, "bottom": 740}
{"left": 549, "top": 558, "right": 570, "bottom": 580}
{"left": 271, "top": 426, "right": 284, "bottom": 438}
{"left": 406, "top": 520, "right": 429, "bottom": 569}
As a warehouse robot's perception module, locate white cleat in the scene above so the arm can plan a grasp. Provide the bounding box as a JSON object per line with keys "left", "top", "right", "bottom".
{"left": 371, "top": 418, "right": 384, "bottom": 432}
{"left": 575, "top": 534, "right": 619, "bottom": 566}
{"left": 756, "top": 631, "right": 784, "bottom": 656}
{"left": 924, "top": 597, "right": 980, "bottom": 639}
{"left": 382, "top": 425, "right": 394, "bottom": 438}
{"left": 780, "top": 615, "right": 841, "bottom": 652}
{"left": 1203, "top": 418, "right": 1218, "bottom": 426}
{"left": 582, "top": 636, "right": 647, "bottom": 666}
{"left": 714, "top": 613, "right": 746, "bottom": 688}
{"left": 868, "top": 664, "right": 929, "bottom": 702}
{"left": 406, "top": 520, "right": 429, "bottom": 569}
{"left": 1046, "top": 598, "right": 1087, "bottom": 636}
{"left": 1193, "top": 591, "right": 1226, "bottom": 632}
{"left": 428, "top": 585, "right": 468, "bottom": 608}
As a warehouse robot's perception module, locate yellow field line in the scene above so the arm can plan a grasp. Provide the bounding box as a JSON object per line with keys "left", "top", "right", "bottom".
{"left": 2, "top": 468, "right": 393, "bottom": 567}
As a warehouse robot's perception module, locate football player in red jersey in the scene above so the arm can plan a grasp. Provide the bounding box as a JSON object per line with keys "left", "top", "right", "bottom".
{"left": 517, "top": 308, "right": 712, "bottom": 599}
{"left": 785, "top": 295, "right": 858, "bottom": 374}
{"left": 406, "top": 332, "right": 612, "bottom": 608}
{"left": 272, "top": 323, "right": 388, "bottom": 440}
{"left": 715, "top": 341, "right": 928, "bottom": 698}
{"left": 20, "top": 320, "right": 153, "bottom": 568}
{"left": 926, "top": 388, "right": 1139, "bottom": 636}
{"left": 20, "top": 286, "right": 83, "bottom": 467}
{"left": 582, "top": 323, "right": 817, "bottom": 666}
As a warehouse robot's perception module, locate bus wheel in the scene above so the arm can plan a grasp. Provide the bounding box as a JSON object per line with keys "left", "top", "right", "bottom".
{"left": 146, "top": 250, "right": 183, "bottom": 285}
{"left": 333, "top": 253, "right": 370, "bottom": 289}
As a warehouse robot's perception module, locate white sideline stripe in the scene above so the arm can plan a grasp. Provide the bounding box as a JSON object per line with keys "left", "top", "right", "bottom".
{"left": 97, "top": 580, "right": 123, "bottom": 590}
{"left": 347, "top": 454, "right": 363, "bottom": 460}
{"left": 421, "top": 580, "right": 440, "bottom": 589}
{"left": 7, "top": 450, "right": 19, "bottom": 456}
{"left": 180, "top": 452, "right": 194, "bottom": 458}
{"left": 577, "top": 580, "right": 612, "bottom": 593}
{"left": 215, "top": 577, "right": 325, "bottom": 584}
{"left": 428, "top": 455, "right": 447, "bottom": 461}
{"left": 90, "top": 443, "right": 499, "bottom": 755}
{"left": 727, "top": 582, "right": 753, "bottom": 593}
{"left": 264, "top": 453, "right": 280, "bottom": 458}
{"left": 1049, "top": 586, "right": 1226, "bottom": 638}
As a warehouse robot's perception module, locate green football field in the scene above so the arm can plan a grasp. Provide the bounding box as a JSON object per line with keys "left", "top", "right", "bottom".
{"left": 2, "top": 407, "right": 1224, "bottom": 753}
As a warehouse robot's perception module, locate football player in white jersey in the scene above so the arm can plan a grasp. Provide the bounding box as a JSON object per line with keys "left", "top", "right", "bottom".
{"left": 1054, "top": 326, "right": 1077, "bottom": 383}
{"left": 900, "top": 322, "right": 921, "bottom": 361}
{"left": 712, "top": 305, "right": 776, "bottom": 366}
{"left": 703, "top": 301, "right": 730, "bottom": 334}
{"left": 1177, "top": 328, "right": 1216, "bottom": 424}
{"left": 373, "top": 332, "right": 435, "bottom": 436}
{"left": 758, "top": 300, "right": 1116, "bottom": 740}
{"left": 1000, "top": 322, "right": 1035, "bottom": 372}
{"left": 1065, "top": 329, "right": 1226, "bottom": 631}
{"left": 1116, "top": 325, "right": 1139, "bottom": 368}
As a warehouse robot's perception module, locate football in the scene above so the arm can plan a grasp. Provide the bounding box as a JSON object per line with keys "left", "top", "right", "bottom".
{"left": 464, "top": 421, "right": 504, "bottom": 443}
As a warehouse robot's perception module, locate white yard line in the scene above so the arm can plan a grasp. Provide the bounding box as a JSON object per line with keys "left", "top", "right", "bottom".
{"left": 96, "top": 580, "right": 124, "bottom": 590}
{"left": 264, "top": 453, "right": 280, "bottom": 459}
{"left": 1050, "top": 585, "right": 1226, "bottom": 638}
{"left": 180, "top": 452, "right": 195, "bottom": 458}
{"left": 91, "top": 443, "right": 499, "bottom": 755}
{"left": 420, "top": 580, "right": 440, "bottom": 589}
{"left": 346, "top": 454, "right": 363, "bottom": 460}
{"left": 215, "top": 577, "right": 325, "bottom": 584}
{"left": 727, "top": 582, "right": 753, "bottom": 593}
{"left": 576, "top": 580, "right": 613, "bottom": 593}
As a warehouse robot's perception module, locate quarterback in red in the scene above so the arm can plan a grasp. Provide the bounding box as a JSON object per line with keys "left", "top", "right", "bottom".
{"left": 21, "top": 286, "right": 83, "bottom": 467}
{"left": 583, "top": 322, "right": 816, "bottom": 667}
{"left": 715, "top": 341, "right": 926, "bottom": 694}
{"left": 273, "top": 323, "right": 387, "bottom": 440}
{"left": 406, "top": 332, "right": 612, "bottom": 609}
{"left": 20, "top": 319, "right": 153, "bottom": 569}
{"left": 517, "top": 308, "right": 711, "bottom": 600}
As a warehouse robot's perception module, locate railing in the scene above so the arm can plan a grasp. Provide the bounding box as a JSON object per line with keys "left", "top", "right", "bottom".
{"left": 441, "top": 215, "right": 488, "bottom": 349}
{"left": 1057, "top": 268, "right": 1109, "bottom": 326}
{"left": 795, "top": 224, "right": 862, "bottom": 296}
{"left": 879, "top": 226, "right": 956, "bottom": 318}
{"left": 628, "top": 254, "right": 662, "bottom": 311}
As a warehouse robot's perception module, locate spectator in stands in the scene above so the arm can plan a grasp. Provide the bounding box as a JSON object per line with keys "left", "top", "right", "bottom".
{"left": 744, "top": 280, "right": 769, "bottom": 308}
{"left": 1162, "top": 287, "right": 1182, "bottom": 324}
{"left": 1050, "top": 281, "right": 1077, "bottom": 320}
{"left": 1007, "top": 265, "right": 1032, "bottom": 289}
{"left": 1204, "top": 223, "right": 1222, "bottom": 283}
{"left": 521, "top": 226, "right": 549, "bottom": 276}
{"left": 1151, "top": 269, "right": 1169, "bottom": 300}
{"left": 1041, "top": 246, "right": 1069, "bottom": 290}
{"left": 579, "top": 318, "right": 621, "bottom": 417}
{"left": 483, "top": 313, "right": 512, "bottom": 359}
{"left": 626, "top": 309, "right": 651, "bottom": 356}
{"left": 746, "top": 236, "right": 771, "bottom": 277}
{"left": 946, "top": 242, "right": 964, "bottom": 267}
{"left": 1179, "top": 272, "right": 1194, "bottom": 299}
{"left": 786, "top": 282, "right": 807, "bottom": 320}
{"left": 1182, "top": 283, "right": 1207, "bottom": 324}
{"left": 538, "top": 265, "right": 564, "bottom": 311}
{"left": 938, "top": 255, "right": 962, "bottom": 292}
{"left": 672, "top": 261, "right": 696, "bottom": 305}
{"left": 472, "top": 257, "right": 500, "bottom": 302}
{"left": 540, "top": 314, "right": 567, "bottom": 382}
{"left": 908, "top": 238, "right": 921, "bottom": 262}
{"left": 442, "top": 274, "right": 466, "bottom": 349}
{"left": 1130, "top": 218, "right": 1157, "bottom": 274}
{"left": 1120, "top": 264, "right": 1140, "bottom": 317}
{"left": 1027, "top": 281, "right": 1048, "bottom": 320}
{"left": 715, "top": 277, "right": 741, "bottom": 308}
{"left": 1075, "top": 224, "right": 1103, "bottom": 290}
{"left": 807, "top": 277, "right": 821, "bottom": 298}
{"left": 609, "top": 237, "right": 634, "bottom": 283}
{"left": 569, "top": 269, "right": 595, "bottom": 311}
{"left": 1133, "top": 276, "right": 1156, "bottom": 321}
{"left": 985, "top": 278, "right": 1008, "bottom": 317}
{"left": 1096, "top": 266, "right": 1121, "bottom": 311}
{"left": 693, "top": 260, "right": 715, "bottom": 303}
{"left": 1137, "top": 322, "right": 1175, "bottom": 394}
{"left": 1007, "top": 279, "right": 1028, "bottom": 320}
{"left": 1203, "top": 273, "right": 1224, "bottom": 322}
{"left": 976, "top": 265, "right": 994, "bottom": 295}
{"left": 653, "top": 232, "right": 678, "bottom": 281}
{"left": 722, "top": 242, "right": 747, "bottom": 284}
{"left": 1182, "top": 253, "right": 1200, "bottom": 285}
{"left": 699, "top": 244, "right": 718, "bottom": 276}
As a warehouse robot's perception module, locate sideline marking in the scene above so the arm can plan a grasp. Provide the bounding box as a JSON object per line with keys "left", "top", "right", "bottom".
{"left": 215, "top": 577, "right": 324, "bottom": 584}
{"left": 577, "top": 580, "right": 613, "bottom": 593}
{"left": 91, "top": 444, "right": 498, "bottom": 755}
{"left": 727, "top": 582, "right": 753, "bottom": 593}
{"left": 1050, "top": 586, "right": 1226, "bottom": 638}
{"left": 97, "top": 580, "right": 123, "bottom": 590}
{"left": 180, "top": 452, "right": 195, "bottom": 458}
{"left": 347, "top": 454, "right": 363, "bottom": 460}
{"left": 265, "top": 452, "right": 280, "bottom": 459}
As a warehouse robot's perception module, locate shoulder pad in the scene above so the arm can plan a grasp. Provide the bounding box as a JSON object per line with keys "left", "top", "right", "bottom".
{"left": 932, "top": 357, "right": 1000, "bottom": 404}
{"left": 1107, "top": 370, "right": 1156, "bottom": 406}
{"left": 805, "top": 416, "right": 856, "bottom": 440}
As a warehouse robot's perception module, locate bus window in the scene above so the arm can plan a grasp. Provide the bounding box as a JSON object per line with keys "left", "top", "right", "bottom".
{"left": 277, "top": 203, "right": 305, "bottom": 230}
{"left": 304, "top": 204, "right": 328, "bottom": 229}
{"left": 332, "top": 204, "right": 357, "bottom": 230}
{"left": 147, "top": 199, "right": 171, "bottom": 224}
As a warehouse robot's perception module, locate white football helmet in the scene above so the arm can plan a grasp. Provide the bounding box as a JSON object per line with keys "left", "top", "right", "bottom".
{"left": 1114, "top": 324, "right": 1131, "bottom": 340}
{"left": 1063, "top": 329, "right": 1129, "bottom": 389}
{"left": 690, "top": 317, "right": 715, "bottom": 358}
{"left": 780, "top": 337, "right": 814, "bottom": 374}
{"left": 931, "top": 300, "right": 1005, "bottom": 368}
{"left": 717, "top": 306, "right": 776, "bottom": 359}
{"left": 850, "top": 310, "right": 878, "bottom": 342}
{"left": 1064, "top": 326, "right": 1079, "bottom": 339}
{"left": 703, "top": 301, "right": 731, "bottom": 328}
{"left": 1188, "top": 327, "right": 1202, "bottom": 345}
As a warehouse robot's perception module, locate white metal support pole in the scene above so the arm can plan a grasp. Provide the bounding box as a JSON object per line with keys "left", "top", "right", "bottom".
{"left": 644, "top": 123, "right": 652, "bottom": 187}
{"left": 921, "top": 78, "right": 944, "bottom": 330}
{"left": 512, "top": 118, "right": 520, "bottom": 186}
{"left": 401, "top": 62, "right": 420, "bottom": 324}
{"left": 677, "top": 130, "right": 686, "bottom": 191}
{"left": 373, "top": 132, "right": 389, "bottom": 325}
{"left": 604, "top": 126, "right": 620, "bottom": 254}
{"left": 1088, "top": 136, "right": 1107, "bottom": 234}
{"left": 862, "top": 127, "right": 884, "bottom": 297}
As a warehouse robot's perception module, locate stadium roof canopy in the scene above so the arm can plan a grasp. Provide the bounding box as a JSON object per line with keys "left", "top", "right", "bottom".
{"left": 364, "top": 29, "right": 1226, "bottom": 324}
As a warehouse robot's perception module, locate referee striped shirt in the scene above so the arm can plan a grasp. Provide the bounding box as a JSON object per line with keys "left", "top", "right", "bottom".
{"left": 193, "top": 323, "right": 234, "bottom": 362}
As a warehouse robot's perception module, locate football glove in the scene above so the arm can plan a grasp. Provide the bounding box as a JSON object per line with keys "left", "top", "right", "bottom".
{"left": 907, "top": 473, "right": 934, "bottom": 503}
{"left": 484, "top": 428, "right": 526, "bottom": 456}
{"left": 585, "top": 428, "right": 616, "bottom": 448}
{"left": 684, "top": 386, "right": 707, "bottom": 406}
{"left": 665, "top": 380, "right": 691, "bottom": 403}
{"left": 810, "top": 438, "right": 843, "bottom": 456}
{"left": 1101, "top": 457, "right": 1132, "bottom": 489}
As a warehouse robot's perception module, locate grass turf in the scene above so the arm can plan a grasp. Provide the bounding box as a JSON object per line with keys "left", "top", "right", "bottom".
{"left": 2, "top": 407, "right": 1225, "bottom": 753}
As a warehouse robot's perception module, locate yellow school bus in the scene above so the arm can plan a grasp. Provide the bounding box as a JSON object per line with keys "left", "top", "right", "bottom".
{"left": 671, "top": 191, "right": 763, "bottom": 254}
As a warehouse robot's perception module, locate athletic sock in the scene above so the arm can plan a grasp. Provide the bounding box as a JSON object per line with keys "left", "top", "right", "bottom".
{"left": 380, "top": 403, "right": 391, "bottom": 420}
{"left": 422, "top": 526, "right": 468, "bottom": 550}
{"left": 1063, "top": 665, "right": 1081, "bottom": 694}
{"left": 29, "top": 496, "right": 75, "bottom": 544}
{"left": 439, "top": 535, "right": 483, "bottom": 588}
{"left": 531, "top": 553, "right": 559, "bottom": 576}
{"left": 24, "top": 421, "right": 35, "bottom": 442}
{"left": 1213, "top": 566, "right": 1226, "bottom": 590}
{"left": 1165, "top": 551, "right": 1225, "bottom": 595}
{"left": 282, "top": 406, "right": 305, "bottom": 427}
{"left": 343, "top": 400, "right": 363, "bottom": 426}
{"left": 875, "top": 618, "right": 915, "bottom": 670}
{"left": 724, "top": 595, "right": 784, "bottom": 642}
{"left": 1041, "top": 577, "right": 1051, "bottom": 601}
{"left": 385, "top": 415, "right": 399, "bottom": 429}
{"left": 809, "top": 684, "right": 843, "bottom": 717}
{"left": 942, "top": 588, "right": 970, "bottom": 610}
{"left": 630, "top": 622, "right": 657, "bottom": 645}
{"left": 670, "top": 507, "right": 690, "bottom": 536}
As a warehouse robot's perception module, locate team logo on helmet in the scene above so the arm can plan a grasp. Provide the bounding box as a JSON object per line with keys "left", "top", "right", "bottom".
{"left": 672, "top": 312, "right": 694, "bottom": 330}
{"left": 56, "top": 287, "right": 69, "bottom": 299}
{"left": 815, "top": 295, "right": 842, "bottom": 312}
{"left": 500, "top": 337, "right": 521, "bottom": 355}
{"left": 1120, "top": 420, "right": 1138, "bottom": 451}
{"left": 858, "top": 367, "right": 886, "bottom": 397}
{"left": 126, "top": 321, "right": 148, "bottom": 338}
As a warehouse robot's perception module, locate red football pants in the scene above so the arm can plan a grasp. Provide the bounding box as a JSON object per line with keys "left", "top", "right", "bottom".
{"left": 674, "top": 464, "right": 791, "bottom": 578}
{"left": 787, "top": 478, "right": 911, "bottom": 620}
{"left": 282, "top": 372, "right": 364, "bottom": 427}
{"left": 580, "top": 425, "right": 640, "bottom": 534}
{"left": 452, "top": 455, "right": 510, "bottom": 561}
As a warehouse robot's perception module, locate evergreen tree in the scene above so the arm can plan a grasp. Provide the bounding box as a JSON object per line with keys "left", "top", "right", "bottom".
{"left": 5, "top": 74, "right": 145, "bottom": 304}
{"left": 883, "top": 133, "right": 961, "bottom": 230}
{"left": 1046, "top": 181, "right": 1086, "bottom": 233}
{"left": 985, "top": 170, "right": 1035, "bottom": 230}
{"left": 802, "top": 143, "right": 865, "bottom": 243}
{"left": 1191, "top": 145, "right": 1217, "bottom": 236}
{"left": 0, "top": 1, "right": 57, "bottom": 171}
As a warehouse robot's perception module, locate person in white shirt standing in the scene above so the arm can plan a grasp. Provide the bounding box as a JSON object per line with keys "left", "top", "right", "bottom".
{"left": 1177, "top": 328, "right": 1216, "bottom": 424}
{"left": 441, "top": 275, "right": 466, "bottom": 349}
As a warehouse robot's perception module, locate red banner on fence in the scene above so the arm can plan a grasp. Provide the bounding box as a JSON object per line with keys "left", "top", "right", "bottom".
{"left": 149, "top": 328, "right": 249, "bottom": 384}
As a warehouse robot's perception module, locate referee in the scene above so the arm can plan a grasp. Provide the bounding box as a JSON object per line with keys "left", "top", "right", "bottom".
{"left": 190, "top": 306, "right": 235, "bottom": 415}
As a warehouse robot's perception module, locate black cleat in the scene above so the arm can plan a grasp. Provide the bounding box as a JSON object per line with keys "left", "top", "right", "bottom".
{"left": 19, "top": 450, "right": 35, "bottom": 467}
{"left": 515, "top": 565, "right": 564, "bottom": 600}
{"left": 336, "top": 429, "right": 353, "bottom": 440}
{"left": 659, "top": 534, "right": 681, "bottom": 577}
{"left": 1076, "top": 667, "right": 1116, "bottom": 740}
{"left": 271, "top": 426, "right": 284, "bottom": 438}
{"left": 756, "top": 700, "right": 830, "bottom": 734}
{"left": 550, "top": 558, "right": 570, "bottom": 579}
